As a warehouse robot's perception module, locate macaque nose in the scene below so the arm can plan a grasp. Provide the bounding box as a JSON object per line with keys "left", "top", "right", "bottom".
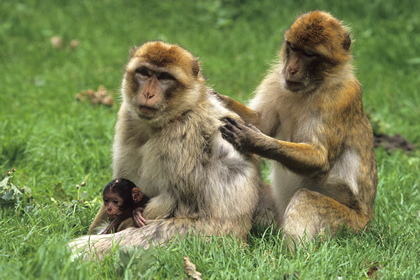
{"left": 288, "top": 67, "right": 298, "bottom": 75}
{"left": 144, "top": 92, "right": 155, "bottom": 99}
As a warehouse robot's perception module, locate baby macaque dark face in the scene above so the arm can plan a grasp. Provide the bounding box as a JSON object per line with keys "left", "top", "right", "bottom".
{"left": 103, "top": 192, "right": 124, "bottom": 219}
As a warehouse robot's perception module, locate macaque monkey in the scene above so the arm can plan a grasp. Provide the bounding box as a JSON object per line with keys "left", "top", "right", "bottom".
{"left": 99, "top": 178, "right": 149, "bottom": 234}
{"left": 219, "top": 11, "right": 377, "bottom": 243}
{"left": 69, "top": 41, "right": 260, "bottom": 256}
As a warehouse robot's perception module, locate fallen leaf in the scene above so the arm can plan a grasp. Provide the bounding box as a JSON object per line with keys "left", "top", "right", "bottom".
{"left": 367, "top": 262, "right": 383, "bottom": 279}
{"left": 183, "top": 256, "right": 202, "bottom": 280}
{"left": 75, "top": 85, "right": 114, "bottom": 107}
{"left": 374, "top": 133, "right": 415, "bottom": 152}
{"left": 50, "top": 36, "right": 63, "bottom": 49}
{"left": 69, "top": 39, "right": 80, "bottom": 50}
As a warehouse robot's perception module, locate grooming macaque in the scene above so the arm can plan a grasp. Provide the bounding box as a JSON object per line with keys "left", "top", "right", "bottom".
{"left": 70, "top": 41, "right": 260, "bottom": 256}
{"left": 99, "top": 178, "right": 149, "bottom": 234}
{"left": 219, "top": 11, "right": 377, "bottom": 243}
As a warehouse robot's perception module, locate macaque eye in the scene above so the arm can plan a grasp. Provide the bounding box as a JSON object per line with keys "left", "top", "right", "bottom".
{"left": 135, "top": 67, "right": 151, "bottom": 77}
{"left": 287, "top": 42, "right": 297, "bottom": 51}
{"left": 158, "top": 72, "right": 175, "bottom": 80}
{"left": 303, "top": 50, "right": 317, "bottom": 57}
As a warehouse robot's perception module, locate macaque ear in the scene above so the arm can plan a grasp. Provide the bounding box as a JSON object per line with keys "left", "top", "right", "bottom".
{"left": 132, "top": 187, "right": 144, "bottom": 203}
{"left": 129, "top": 46, "right": 140, "bottom": 57}
{"left": 191, "top": 59, "right": 200, "bottom": 77}
{"left": 342, "top": 33, "right": 351, "bottom": 51}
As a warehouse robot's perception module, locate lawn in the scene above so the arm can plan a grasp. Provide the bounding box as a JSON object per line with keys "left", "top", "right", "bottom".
{"left": 0, "top": 0, "right": 419, "bottom": 279}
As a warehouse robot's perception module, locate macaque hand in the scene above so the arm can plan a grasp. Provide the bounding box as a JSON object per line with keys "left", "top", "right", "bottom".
{"left": 133, "top": 207, "right": 147, "bottom": 227}
{"left": 219, "top": 117, "right": 261, "bottom": 153}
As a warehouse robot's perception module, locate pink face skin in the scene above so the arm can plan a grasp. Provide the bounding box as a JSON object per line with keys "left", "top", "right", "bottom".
{"left": 103, "top": 193, "right": 124, "bottom": 220}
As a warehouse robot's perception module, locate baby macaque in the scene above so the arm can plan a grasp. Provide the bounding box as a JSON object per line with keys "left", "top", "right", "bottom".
{"left": 99, "top": 178, "right": 149, "bottom": 234}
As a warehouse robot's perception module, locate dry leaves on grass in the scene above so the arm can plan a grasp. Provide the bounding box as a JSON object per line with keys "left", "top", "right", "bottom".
{"left": 75, "top": 85, "right": 114, "bottom": 107}
{"left": 50, "top": 36, "right": 80, "bottom": 50}
{"left": 183, "top": 256, "right": 202, "bottom": 280}
{"left": 367, "top": 262, "right": 383, "bottom": 279}
{"left": 374, "top": 133, "right": 415, "bottom": 152}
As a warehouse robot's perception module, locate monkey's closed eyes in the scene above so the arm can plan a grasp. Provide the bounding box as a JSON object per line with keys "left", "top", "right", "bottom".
{"left": 157, "top": 72, "right": 175, "bottom": 80}
{"left": 135, "top": 67, "right": 151, "bottom": 77}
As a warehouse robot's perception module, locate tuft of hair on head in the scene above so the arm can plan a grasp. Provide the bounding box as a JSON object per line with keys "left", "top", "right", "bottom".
{"left": 131, "top": 41, "right": 202, "bottom": 80}
{"left": 285, "top": 10, "right": 352, "bottom": 63}
{"left": 103, "top": 178, "right": 137, "bottom": 201}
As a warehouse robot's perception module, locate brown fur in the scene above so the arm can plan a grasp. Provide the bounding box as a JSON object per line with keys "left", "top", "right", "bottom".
{"left": 219, "top": 11, "right": 377, "bottom": 244}
{"left": 284, "top": 11, "right": 352, "bottom": 62}
{"left": 69, "top": 41, "right": 261, "bottom": 257}
{"left": 99, "top": 179, "right": 149, "bottom": 234}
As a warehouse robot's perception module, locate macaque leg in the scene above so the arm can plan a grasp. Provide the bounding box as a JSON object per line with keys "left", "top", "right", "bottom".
{"left": 88, "top": 204, "right": 108, "bottom": 234}
{"left": 283, "top": 189, "right": 370, "bottom": 244}
{"left": 253, "top": 181, "right": 279, "bottom": 229}
{"left": 70, "top": 217, "right": 249, "bottom": 259}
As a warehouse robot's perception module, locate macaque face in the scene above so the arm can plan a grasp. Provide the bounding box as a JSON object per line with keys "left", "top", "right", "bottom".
{"left": 132, "top": 64, "right": 179, "bottom": 119}
{"left": 123, "top": 41, "right": 202, "bottom": 123}
{"left": 282, "top": 41, "right": 324, "bottom": 93}
{"left": 103, "top": 192, "right": 124, "bottom": 220}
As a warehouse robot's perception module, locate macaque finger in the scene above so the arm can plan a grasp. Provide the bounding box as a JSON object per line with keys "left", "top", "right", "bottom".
{"left": 223, "top": 117, "right": 243, "bottom": 128}
{"left": 134, "top": 215, "right": 147, "bottom": 227}
{"left": 247, "top": 123, "right": 261, "bottom": 133}
{"left": 133, "top": 207, "right": 147, "bottom": 227}
{"left": 219, "top": 125, "right": 236, "bottom": 142}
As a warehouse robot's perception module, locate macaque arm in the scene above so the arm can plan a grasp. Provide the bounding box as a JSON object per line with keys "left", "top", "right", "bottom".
{"left": 100, "top": 215, "right": 128, "bottom": 234}
{"left": 220, "top": 118, "right": 329, "bottom": 176}
{"left": 88, "top": 204, "right": 109, "bottom": 234}
{"left": 100, "top": 219, "right": 117, "bottom": 234}
{"left": 142, "top": 192, "right": 176, "bottom": 220}
{"left": 214, "top": 92, "right": 260, "bottom": 125}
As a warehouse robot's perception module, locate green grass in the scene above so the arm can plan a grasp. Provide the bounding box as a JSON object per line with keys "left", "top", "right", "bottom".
{"left": 1, "top": 0, "right": 419, "bottom": 279}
